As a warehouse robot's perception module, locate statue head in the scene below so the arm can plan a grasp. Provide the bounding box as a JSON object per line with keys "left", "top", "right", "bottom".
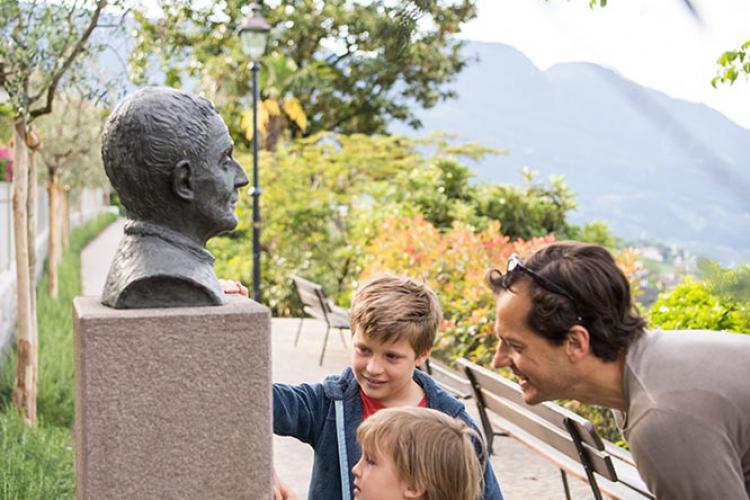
{"left": 101, "top": 87, "right": 249, "bottom": 245}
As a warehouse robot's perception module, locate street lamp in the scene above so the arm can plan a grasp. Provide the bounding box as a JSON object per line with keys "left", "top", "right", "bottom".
{"left": 238, "top": 4, "right": 271, "bottom": 302}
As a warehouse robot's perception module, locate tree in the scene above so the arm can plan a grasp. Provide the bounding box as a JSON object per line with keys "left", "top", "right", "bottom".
{"left": 210, "top": 133, "right": 597, "bottom": 315}
{"left": 130, "top": 0, "right": 477, "bottom": 137}
{"left": 36, "top": 91, "right": 109, "bottom": 298}
{"left": 239, "top": 53, "right": 309, "bottom": 151}
{"left": 0, "top": 0, "right": 120, "bottom": 426}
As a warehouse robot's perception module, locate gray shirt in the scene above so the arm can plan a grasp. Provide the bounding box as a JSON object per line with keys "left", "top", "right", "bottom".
{"left": 614, "top": 330, "right": 750, "bottom": 500}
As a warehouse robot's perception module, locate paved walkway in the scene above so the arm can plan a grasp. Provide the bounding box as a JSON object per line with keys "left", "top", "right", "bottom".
{"left": 81, "top": 220, "right": 594, "bottom": 499}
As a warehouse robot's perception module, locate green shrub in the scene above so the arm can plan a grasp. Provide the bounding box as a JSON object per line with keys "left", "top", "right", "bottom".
{"left": 211, "top": 133, "right": 599, "bottom": 316}
{"left": 647, "top": 277, "right": 749, "bottom": 332}
{"left": 0, "top": 410, "right": 75, "bottom": 500}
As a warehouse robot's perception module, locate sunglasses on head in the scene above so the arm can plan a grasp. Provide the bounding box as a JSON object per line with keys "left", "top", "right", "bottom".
{"left": 504, "top": 253, "right": 584, "bottom": 323}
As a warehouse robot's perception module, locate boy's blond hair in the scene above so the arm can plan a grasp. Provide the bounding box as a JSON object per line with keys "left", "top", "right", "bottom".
{"left": 357, "top": 407, "right": 485, "bottom": 500}
{"left": 350, "top": 275, "right": 442, "bottom": 356}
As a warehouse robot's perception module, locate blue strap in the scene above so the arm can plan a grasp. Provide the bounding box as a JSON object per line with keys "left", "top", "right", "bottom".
{"left": 335, "top": 399, "right": 352, "bottom": 500}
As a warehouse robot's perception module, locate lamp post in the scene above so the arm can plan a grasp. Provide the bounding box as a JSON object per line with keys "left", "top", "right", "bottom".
{"left": 239, "top": 4, "right": 270, "bottom": 302}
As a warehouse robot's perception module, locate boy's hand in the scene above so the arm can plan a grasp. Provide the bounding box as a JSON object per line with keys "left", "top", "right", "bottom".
{"left": 219, "top": 279, "right": 249, "bottom": 297}
{"left": 273, "top": 470, "right": 298, "bottom": 500}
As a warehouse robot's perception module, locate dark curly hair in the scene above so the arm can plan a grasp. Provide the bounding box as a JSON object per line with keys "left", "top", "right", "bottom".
{"left": 487, "top": 241, "right": 646, "bottom": 361}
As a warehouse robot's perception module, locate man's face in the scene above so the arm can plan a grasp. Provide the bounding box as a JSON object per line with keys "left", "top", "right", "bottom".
{"left": 352, "top": 444, "right": 413, "bottom": 500}
{"left": 491, "top": 280, "right": 574, "bottom": 405}
{"left": 351, "top": 329, "right": 428, "bottom": 406}
{"left": 191, "top": 114, "right": 249, "bottom": 240}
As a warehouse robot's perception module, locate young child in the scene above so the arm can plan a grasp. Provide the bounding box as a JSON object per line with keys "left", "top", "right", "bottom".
{"left": 353, "top": 406, "right": 484, "bottom": 500}
{"left": 273, "top": 275, "right": 503, "bottom": 500}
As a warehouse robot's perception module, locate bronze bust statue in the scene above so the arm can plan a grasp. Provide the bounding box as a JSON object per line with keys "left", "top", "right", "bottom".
{"left": 101, "top": 87, "right": 249, "bottom": 308}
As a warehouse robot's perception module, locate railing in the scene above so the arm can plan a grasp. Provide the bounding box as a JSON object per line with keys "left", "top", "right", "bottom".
{"left": 0, "top": 181, "right": 109, "bottom": 352}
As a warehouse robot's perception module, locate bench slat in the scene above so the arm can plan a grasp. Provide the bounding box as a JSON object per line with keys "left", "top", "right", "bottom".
{"left": 485, "top": 408, "right": 649, "bottom": 500}
{"left": 425, "top": 358, "right": 472, "bottom": 399}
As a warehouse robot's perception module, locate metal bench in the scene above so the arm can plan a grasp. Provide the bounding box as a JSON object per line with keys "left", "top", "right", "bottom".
{"left": 291, "top": 275, "right": 350, "bottom": 366}
{"left": 458, "top": 358, "right": 653, "bottom": 500}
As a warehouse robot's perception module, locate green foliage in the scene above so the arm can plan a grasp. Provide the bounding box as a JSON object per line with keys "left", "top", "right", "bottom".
{"left": 130, "top": 1, "right": 478, "bottom": 136}
{"left": 0, "top": 103, "right": 12, "bottom": 143}
{"left": 0, "top": 0, "right": 121, "bottom": 123}
{"left": 35, "top": 92, "right": 110, "bottom": 189}
{"left": 569, "top": 221, "right": 617, "bottom": 248}
{"left": 711, "top": 41, "right": 750, "bottom": 88}
{"left": 699, "top": 259, "right": 750, "bottom": 304}
{"left": 212, "top": 133, "right": 427, "bottom": 314}
{"left": 210, "top": 134, "right": 589, "bottom": 316}
{"left": 0, "top": 410, "right": 75, "bottom": 500}
{"left": 473, "top": 169, "right": 578, "bottom": 240}
{"left": 647, "top": 277, "right": 750, "bottom": 332}
{"left": 1, "top": 213, "right": 117, "bottom": 425}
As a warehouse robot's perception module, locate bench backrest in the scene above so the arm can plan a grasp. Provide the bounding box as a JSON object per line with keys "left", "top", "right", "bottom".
{"left": 291, "top": 275, "right": 331, "bottom": 321}
{"left": 458, "top": 358, "right": 617, "bottom": 479}
{"left": 423, "top": 358, "right": 472, "bottom": 399}
{"left": 457, "top": 358, "right": 652, "bottom": 498}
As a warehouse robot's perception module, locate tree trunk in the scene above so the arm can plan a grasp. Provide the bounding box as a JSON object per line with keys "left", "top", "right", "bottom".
{"left": 11, "top": 121, "right": 37, "bottom": 427}
{"left": 62, "top": 186, "right": 70, "bottom": 248}
{"left": 27, "top": 146, "right": 38, "bottom": 335}
{"left": 48, "top": 170, "right": 60, "bottom": 298}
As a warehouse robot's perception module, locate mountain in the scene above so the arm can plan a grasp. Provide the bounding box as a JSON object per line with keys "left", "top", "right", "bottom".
{"left": 389, "top": 42, "right": 750, "bottom": 264}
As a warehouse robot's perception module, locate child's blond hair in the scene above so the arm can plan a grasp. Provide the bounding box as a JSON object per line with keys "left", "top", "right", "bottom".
{"left": 357, "top": 407, "right": 485, "bottom": 500}
{"left": 350, "top": 275, "right": 442, "bottom": 356}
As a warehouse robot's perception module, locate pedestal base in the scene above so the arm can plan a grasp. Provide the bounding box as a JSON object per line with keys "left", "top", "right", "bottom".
{"left": 73, "top": 296, "right": 271, "bottom": 500}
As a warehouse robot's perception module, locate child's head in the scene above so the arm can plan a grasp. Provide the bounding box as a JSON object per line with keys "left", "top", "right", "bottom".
{"left": 350, "top": 275, "right": 442, "bottom": 357}
{"left": 349, "top": 275, "right": 442, "bottom": 404}
{"left": 353, "top": 407, "right": 484, "bottom": 500}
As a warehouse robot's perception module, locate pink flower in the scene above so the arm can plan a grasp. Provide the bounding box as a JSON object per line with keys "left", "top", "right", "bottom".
{"left": 0, "top": 146, "right": 12, "bottom": 181}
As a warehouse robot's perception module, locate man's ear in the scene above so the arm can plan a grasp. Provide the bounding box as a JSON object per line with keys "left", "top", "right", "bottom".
{"left": 565, "top": 325, "right": 590, "bottom": 362}
{"left": 171, "top": 160, "right": 194, "bottom": 201}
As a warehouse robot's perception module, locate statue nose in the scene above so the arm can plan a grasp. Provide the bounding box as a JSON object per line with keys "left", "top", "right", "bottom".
{"left": 234, "top": 161, "right": 250, "bottom": 187}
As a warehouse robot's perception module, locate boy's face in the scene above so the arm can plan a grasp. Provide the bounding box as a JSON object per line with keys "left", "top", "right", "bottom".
{"left": 351, "top": 329, "right": 429, "bottom": 406}
{"left": 352, "top": 446, "right": 420, "bottom": 500}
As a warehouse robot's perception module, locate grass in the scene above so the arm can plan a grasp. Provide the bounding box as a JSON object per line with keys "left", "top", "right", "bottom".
{"left": 0, "top": 410, "right": 75, "bottom": 500}
{"left": 0, "top": 212, "right": 116, "bottom": 499}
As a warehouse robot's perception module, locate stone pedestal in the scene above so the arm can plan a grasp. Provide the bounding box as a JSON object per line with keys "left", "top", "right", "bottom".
{"left": 73, "top": 296, "right": 271, "bottom": 500}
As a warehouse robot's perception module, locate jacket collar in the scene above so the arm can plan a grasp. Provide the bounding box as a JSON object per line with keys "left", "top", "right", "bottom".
{"left": 322, "top": 366, "right": 465, "bottom": 417}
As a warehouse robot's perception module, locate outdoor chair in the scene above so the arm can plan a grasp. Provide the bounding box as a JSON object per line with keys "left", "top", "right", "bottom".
{"left": 291, "top": 275, "right": 350, "bottom": 366}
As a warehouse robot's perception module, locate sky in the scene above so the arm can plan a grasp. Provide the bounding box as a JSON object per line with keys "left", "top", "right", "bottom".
{"left": 457, "top": 0, "right": 750, "bottom": 130}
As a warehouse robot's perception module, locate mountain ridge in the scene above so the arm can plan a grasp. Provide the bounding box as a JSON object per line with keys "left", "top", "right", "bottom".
{"left": 390, "top": 41, "right": 750, "bottom": 264}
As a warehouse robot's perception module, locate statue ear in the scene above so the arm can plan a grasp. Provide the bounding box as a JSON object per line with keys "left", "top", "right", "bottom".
{"left": 171, "top": 160, "right": 194, "bottom": 201}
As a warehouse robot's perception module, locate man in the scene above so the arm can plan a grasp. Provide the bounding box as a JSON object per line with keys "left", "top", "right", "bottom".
{"left": 488, "top": 241, "right": 750, "bottom": 499}
{"left": 101, "top": 87, "right": 249, "bottom": 308}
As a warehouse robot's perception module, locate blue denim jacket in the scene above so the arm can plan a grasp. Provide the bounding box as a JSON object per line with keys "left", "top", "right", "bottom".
{"left": 273, "top": 367, "right": 504, "bottom": 500}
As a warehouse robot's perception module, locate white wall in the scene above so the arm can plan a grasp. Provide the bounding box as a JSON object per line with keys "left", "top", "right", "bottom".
{"left": 0, "top": 182, "right": 108, "bottom": 353}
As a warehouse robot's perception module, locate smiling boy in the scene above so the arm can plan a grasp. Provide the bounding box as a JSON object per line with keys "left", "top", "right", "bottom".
{"left": 273, "top": 275, "right": 503, "bottom": 500}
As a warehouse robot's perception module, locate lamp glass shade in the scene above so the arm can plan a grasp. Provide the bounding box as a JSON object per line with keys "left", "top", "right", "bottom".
{"left": 240, "top": 30, "right": 268, "bottom": 62}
